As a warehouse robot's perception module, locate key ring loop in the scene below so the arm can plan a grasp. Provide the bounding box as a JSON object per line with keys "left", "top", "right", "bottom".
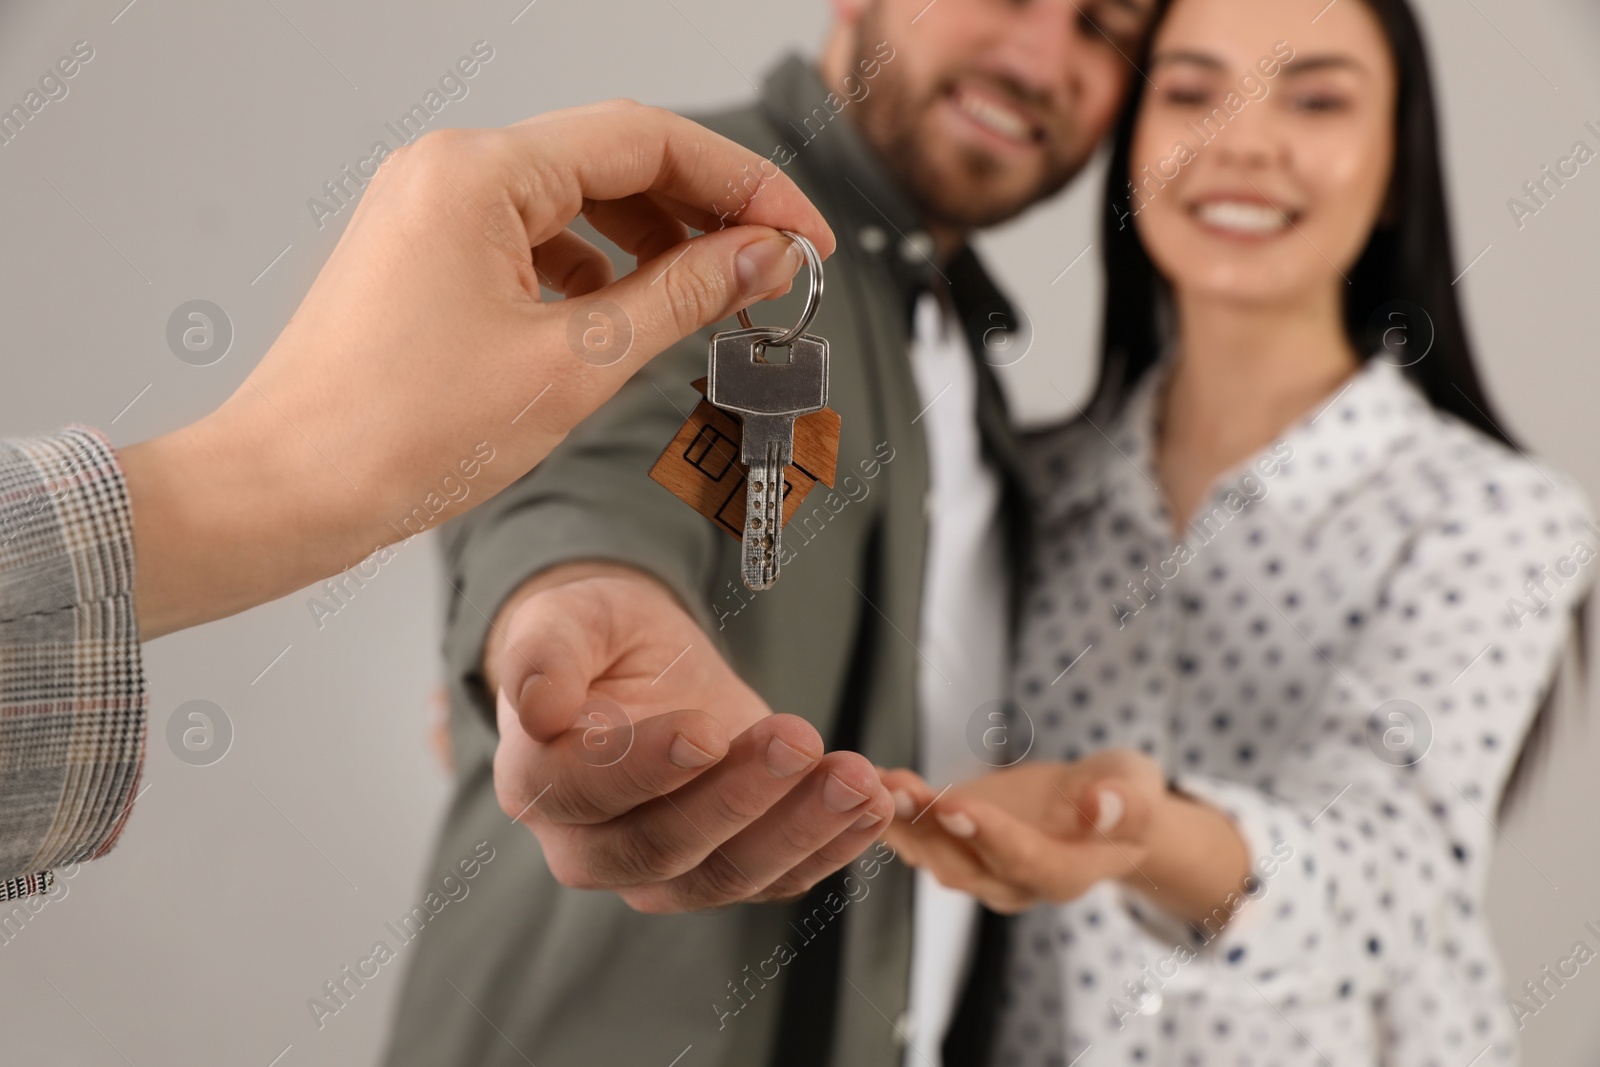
{"left": 735, "top": 230, "right": 824, "bottom": 347}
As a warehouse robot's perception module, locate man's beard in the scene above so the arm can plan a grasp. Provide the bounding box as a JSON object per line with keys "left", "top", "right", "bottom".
{"left": 847, "top": 5, "right": 1088, "bottom": 232}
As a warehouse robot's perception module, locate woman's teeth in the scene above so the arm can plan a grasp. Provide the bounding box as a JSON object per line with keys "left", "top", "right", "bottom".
{"left": 1195, "top": 200, "right": 1292, "bottom": 235}
{"left": 954, "top": 88, "right": 1033, "bottom": 143}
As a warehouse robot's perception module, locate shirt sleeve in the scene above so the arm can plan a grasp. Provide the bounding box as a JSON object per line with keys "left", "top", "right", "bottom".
{"left": 1125, "top": 454, "right": 1594, "bottom": 1008}
{"left": 0, "top": 427, "right": 146, "bottom": 899}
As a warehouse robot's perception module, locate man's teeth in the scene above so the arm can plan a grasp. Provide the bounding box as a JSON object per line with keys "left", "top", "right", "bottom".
{"left": 1195, "top": 201, "right": 1291, "bottom": 235}
{"left": 955, "top": 90, "right": 1032, "bottom": 143}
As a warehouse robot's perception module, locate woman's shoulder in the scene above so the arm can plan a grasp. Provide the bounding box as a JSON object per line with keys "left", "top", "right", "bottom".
{"left": 1020, "top": 417, "right": 1117, "bottom": 513}
{"left": 1020, "top": 371, "right": 1165, "bottom": 513}
{"left": 1405, "top": 400, "right": 1593, "bottom": 530}
{"left": 1021, "top": 417, "right": 1105, "bottom": 476}
{"left": 1381, "top": 399, "right": 1597, "bottom": 606}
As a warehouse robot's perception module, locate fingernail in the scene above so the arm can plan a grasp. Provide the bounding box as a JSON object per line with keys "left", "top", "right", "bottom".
{"left": 936, "top": 810, "right": 977, "bottom": 839}
{"left": 1095, "top": 790, "right": 1125, "bottom": 834}
{"left": 669, "top": 734, "right": 718, "bottom": 769}
{"left": 517, "top": 671, "right": 546, "bottom": 710}
{"left": 822, "top": 773, "right": 870, "bottom": 813}
{"left": 766, "top": 737, "right": 816, "bottom": 777}
{"left": 851, "top": 811, "right": 884, "bottom": 831}
{"left": 735, "top": 235, "right": 802, "bottom": 297}
{"left": 892, "top": 789, "right": 917, "bottom": 821}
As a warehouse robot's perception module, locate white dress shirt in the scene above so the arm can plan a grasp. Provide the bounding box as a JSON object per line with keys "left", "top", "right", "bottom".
{"left": 903, "top": 289, "right": 1011, "bottom": 1066}
{"left": 996, "top": 358, "right": 1593, "bottom": 1066}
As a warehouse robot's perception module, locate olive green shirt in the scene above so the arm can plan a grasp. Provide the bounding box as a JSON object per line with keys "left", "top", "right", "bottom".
{"left": 383, "top": 55, "right": 1029, "bottom": 1067}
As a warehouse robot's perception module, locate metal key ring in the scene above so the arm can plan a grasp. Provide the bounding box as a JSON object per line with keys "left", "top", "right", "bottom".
{"left": 735, "top": 230, "right": 823, "bottom": 347}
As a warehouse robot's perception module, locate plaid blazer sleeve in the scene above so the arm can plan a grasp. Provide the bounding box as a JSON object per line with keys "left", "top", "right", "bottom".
{"left": 0, "top": 427, "right": 146, "bottom": 902}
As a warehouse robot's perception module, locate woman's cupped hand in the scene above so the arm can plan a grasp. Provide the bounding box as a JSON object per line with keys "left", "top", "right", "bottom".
{"left": 879, "top": 749, "right": 1170, "bottom": 914}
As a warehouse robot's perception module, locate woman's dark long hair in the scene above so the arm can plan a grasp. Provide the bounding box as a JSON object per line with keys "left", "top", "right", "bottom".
{"left": 1087, "top": 0, "right": 1584, "bottom": 813}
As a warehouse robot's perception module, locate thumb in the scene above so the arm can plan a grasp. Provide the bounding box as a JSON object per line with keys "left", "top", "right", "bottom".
{"left": 1089, "top": 787, "right": 1127, "bottom": 834}
{"left": 578, "top": 226, "right": 805, "bottom": 366}
{"left": 499, "top": 587, "right": 608, "bottom": 743}
{"left": 1074, "top": 780, "right": 1154, "bottom": 842}
{"left": 492, "top": 685, "right": 544, "bottom": 825}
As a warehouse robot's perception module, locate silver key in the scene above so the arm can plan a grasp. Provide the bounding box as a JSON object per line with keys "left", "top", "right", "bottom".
{"left": 708, "top": 326, "right": 829, "bottom": 590}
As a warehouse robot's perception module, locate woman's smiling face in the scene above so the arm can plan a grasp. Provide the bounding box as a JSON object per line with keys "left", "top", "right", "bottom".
{"left": 1129, "top": 0, "right": 1398, "bottom": 308}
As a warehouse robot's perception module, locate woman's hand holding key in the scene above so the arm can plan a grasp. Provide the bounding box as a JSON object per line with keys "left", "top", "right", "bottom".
{"left": 122, "top": 101, "right": 834, "bottom": 638}
{"left": 120, "top": 90, "right": 882, "bottom": 914}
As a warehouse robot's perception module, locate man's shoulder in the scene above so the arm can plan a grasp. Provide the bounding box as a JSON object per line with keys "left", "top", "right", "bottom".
{"left": 678, "top": 99, "right": 777, "bottom": 153}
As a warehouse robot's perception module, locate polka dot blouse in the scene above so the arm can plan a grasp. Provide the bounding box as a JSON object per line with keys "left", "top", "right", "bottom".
{"left": 993, "top": 359, "right": 1594, "bottom": 1067}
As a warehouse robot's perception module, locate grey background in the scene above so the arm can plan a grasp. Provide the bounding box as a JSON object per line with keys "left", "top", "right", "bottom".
{"left": 0, "top": 0, "right": 1596, "bottom": 1063}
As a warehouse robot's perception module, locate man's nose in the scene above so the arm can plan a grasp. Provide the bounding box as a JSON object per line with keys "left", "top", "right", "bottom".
{"left": 986, "top": 0, "right": 1102, "bottom": 112}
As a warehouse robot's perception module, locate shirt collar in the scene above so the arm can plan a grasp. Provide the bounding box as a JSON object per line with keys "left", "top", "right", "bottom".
{"left": 1265, "top": 358, "right": 1431, "bottom": 533}
{"left": 757, "top": 54, "right": 1020, "bottom": 348}
{"left": 1042, "top": 357, "right": 1432, "bottom": 540}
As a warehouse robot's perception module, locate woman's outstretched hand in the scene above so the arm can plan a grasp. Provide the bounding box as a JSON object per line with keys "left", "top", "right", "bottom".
{"left": 881, "top": 750, "right": 1252, "bottom": 924}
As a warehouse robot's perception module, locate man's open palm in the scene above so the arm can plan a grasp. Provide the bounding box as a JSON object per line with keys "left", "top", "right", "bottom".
{"left": 488, "top": 565, "right": 894, "bottom": 912}
{"left": 497, "top": 570, "right": 770, "bottom": 745}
